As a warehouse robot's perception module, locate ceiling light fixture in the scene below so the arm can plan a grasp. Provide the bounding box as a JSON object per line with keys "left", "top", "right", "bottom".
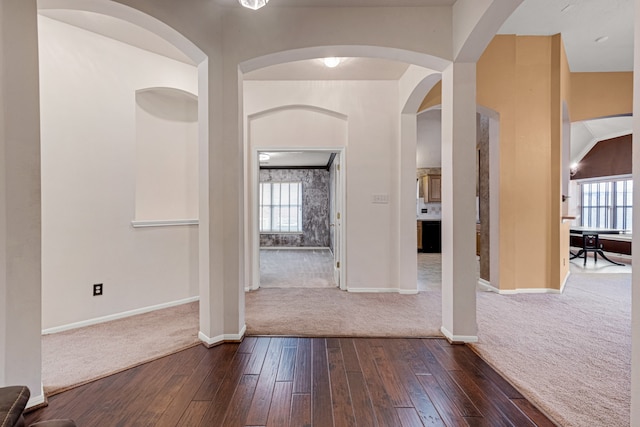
{"left": 238, "top": 0, "right": 269, "bottom": 10}
{"left": 323, "top": 57, "right": 341, "bottom": 68}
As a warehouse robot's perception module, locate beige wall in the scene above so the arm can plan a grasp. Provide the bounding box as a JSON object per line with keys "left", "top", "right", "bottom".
{"left": 421, "top": 34, "right": 630, "bottom": 291}
{"left": 571, "top": 72, "right": 633, "bottom": 121}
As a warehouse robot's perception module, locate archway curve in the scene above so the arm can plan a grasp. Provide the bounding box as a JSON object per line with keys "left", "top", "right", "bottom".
{"left": 239, "top": 45, "right": 451, "bottom": 76}
{"left": 245, "top": 103, "right": 348, "bottom": 291}
{"left": 248, "top": 104, "right": 349, "bottom": 122}
{"left": 37, "top": 0, "right": 206, "bottom": 63}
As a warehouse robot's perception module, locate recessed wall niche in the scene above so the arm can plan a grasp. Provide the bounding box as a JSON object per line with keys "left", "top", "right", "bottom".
{"left": 135, "top": 87, "right": 198, "bottom": 220}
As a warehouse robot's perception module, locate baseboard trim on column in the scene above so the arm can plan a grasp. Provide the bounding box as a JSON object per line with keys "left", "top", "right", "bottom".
{"left": 441, "top": 326, "right": 478, "bottom": 344}
{"left": 26, "top": 383, "right": 46, "bottom": 409}
{"left": 198, "top": 325, "right": 247, "bottom": 348}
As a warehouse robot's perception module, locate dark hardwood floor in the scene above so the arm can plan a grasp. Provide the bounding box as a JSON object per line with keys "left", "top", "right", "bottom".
{"left": 25, "top": 337, "right": 555, "bottom": 426}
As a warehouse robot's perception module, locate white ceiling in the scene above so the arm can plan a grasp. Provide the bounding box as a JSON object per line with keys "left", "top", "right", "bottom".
{"left": 38, "top": 1, "right": 633, "bottom": 165}
{"left": 259, "top": 151, "right": 334, "bottom": 168}
{"left": 214, "top": 0, "right": 455, "bottom": 6}
{"left": 498, "top": 0, "right": 633, "bottom": 72}
{"left": 244, "top": 57, "right": 410, "bottom": 80}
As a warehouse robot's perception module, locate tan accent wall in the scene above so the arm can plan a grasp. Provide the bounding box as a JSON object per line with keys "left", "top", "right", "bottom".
{"left": 570, "top": 72, "right": 633, "bottom": 122}
{"left": 419, "top": 80, "right": 442, "bottom": 111}
{"left": 418, "top": 34, "right": 631, "bottom": 291}
{"left": 477, "top": 35, "right": 566, "bottom": 291}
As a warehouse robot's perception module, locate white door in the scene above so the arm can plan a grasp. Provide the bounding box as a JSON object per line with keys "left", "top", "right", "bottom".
{"left": 333, "top": 155, "right": 342, "bottom": 288}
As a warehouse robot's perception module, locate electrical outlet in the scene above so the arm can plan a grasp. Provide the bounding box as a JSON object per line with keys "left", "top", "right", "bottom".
{"left": 93, "top": 283, "right": 103, "bottom": 296}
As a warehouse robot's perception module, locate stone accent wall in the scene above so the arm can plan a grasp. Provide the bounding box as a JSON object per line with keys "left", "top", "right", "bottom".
{"left": 478, "top": 114, "right": 490, "bottom": 282}
{"left": 260, "top": 169, "right": 330, "bottom": 247}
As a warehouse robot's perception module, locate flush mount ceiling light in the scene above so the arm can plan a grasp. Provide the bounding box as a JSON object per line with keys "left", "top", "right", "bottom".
{"left": 239, "top": 0, "right": 269, "bottom": 10}
{"left": 323, "top": 57, "right": 341, "bottom": 68}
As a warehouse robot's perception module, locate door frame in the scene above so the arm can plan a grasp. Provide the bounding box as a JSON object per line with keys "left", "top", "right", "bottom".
{"left": 250, "top": 147, "right": 346, "bottom": 290}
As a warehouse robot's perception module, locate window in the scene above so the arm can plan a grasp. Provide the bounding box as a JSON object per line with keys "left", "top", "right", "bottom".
{"left": 259, "top": 182, "right": 302, "bottom": 233}
{"left": 581, "top": 178, "right": 632, "bottom": 231}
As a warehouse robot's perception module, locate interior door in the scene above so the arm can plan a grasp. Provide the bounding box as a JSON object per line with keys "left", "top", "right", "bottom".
{"left": 333, "top": 155, "right": 342, "bottom": 288}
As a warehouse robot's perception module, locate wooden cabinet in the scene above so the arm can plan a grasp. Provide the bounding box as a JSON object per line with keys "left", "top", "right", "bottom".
{"left": 417, "top": 221, "right": 423, "bottom": 251}
{"left": 422, "top": 175, "right": 441, "bottom": 202}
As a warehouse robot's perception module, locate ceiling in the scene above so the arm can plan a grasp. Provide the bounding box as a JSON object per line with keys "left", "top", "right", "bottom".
{"left": 259, "top": 151, "right": 335, "bottom": 168}
{"left": 38, "top": 0, "right": 634, "bottom": 166}
{"left": 214, "top": 0, "right": 455, "bottom": 6}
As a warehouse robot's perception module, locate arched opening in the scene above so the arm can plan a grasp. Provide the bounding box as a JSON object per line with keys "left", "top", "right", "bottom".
{"left": 35, "top": 0, "right": 210, "bottom": 394}
{"left": 239, "top": 48, "right": 474, "bottom": 337}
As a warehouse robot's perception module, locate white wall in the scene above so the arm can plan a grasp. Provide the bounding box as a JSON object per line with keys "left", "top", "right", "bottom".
{"left": 244, "top": 80, "right": 407, "bottom": 291}
{"left": 417, "top": 109, "right": 443, "bottom": 168}
{"left": 135, "top": 88, "right": 198, "bottom": 220}
{"left": 38, "top": 15, "right": 199, "bottom": 329}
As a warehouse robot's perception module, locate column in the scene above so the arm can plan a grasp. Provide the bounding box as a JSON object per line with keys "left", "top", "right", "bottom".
{"left": 0, "top": 0, "right": 44, "bottom": 406}
{"left": 440, "top": 62, "right": 478, "bottom": 342}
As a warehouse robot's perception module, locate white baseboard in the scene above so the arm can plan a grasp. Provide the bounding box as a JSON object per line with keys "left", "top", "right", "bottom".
{"left": 42, "top": 296, "right": 200, "bottom": 335}
{"left": 26, "top": 383, "right": 46, "bottom": 409}
{"left": 347, "top": 287, "right": 418, "bottom": 294}
{"left": 441, "top": 326, "right": 478, "bottom": 343}
{"left": 199, "top": 324, "right": 246, "bottom": 347}
{"left": 477, "top": 279, "right": 562, "bottom": 295}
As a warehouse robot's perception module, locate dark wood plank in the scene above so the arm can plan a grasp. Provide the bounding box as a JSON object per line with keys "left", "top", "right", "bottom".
{"left": 397, "top": 407, "right": 426, "bottom": 427}
{"left": 417, "top": 374, "right": 471, "bottom": 427}
{"left": 326, "top": 337, "right": 342, "bottom": 348}
{"left": 450, "top": 345, "right": 524, "bottom": 399}
{"left": 222, "top": 374, "right": 259, "bottom": 425}
{"left": 511, "top": 399, "right": 557, "bottom": 427}
{"left": 353, "top": 339, "right": 402, "bottom": 427}
{"left": 176, "top": 401, "right": 208, "bottom": 426}
{"left": 246, "top": 337, "right": 285, "bottom": 425}
{"left": 346, "top": 371, "right": 378, "bottom": 427}
{"left": 370, "top": 345, "right": 413, "bottom": 408}
{"left": 339, "top": 338, "right": 362, "bottom": 373}
{"left": 383, "top": 341, "right": 446, "bottom": 426}
{"left": 290, "top": 393, "right": 312, "bottom": 427}
{"left": 327, "top": 347, "right": 357, "bottom": 426}
{"left": 197, "top": 352, "right": 252, "bottom": 425}
{"left": 432, "top": 345, "right": 535, "bottom": 427}
{"left": 246, "top": 337, "right": 272, "bottom": 375}
{"left": 277, "top": 346, "right": 297, "bottom": 382}
{"left": 26, "top": 338, "right": 555, "bottom": 427}
{"left": 410, "top": 340, "right": 483, "bottom": 418}
{"left": 191, "top": 344, "right": 239, "bottom": 401}
{"left": 446, "top": 370, "right": 520, "bottom": 427}
{"left": 238, "top": 336, "right": 258, "bottom": 353}
{"left": 266, "top": 381, "right": 293, "bottom": 427}
{"left": 158, "top": 344, "right": 236, "bottom": 427}
{"left": 311, "top": 338, "right": 334, "bottom": 427}
{"left": 293, "top": 338, "right": 312, "bottom": 394}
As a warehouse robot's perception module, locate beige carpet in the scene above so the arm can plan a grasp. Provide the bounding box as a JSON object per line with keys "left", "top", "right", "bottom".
{"left": 245, "top": 287, "right": 441, "bottom": 337}
{"left": 260, "top": 248, "right": 337, "bottom": 288}
{"left": 42, "top": 259, "right": 631, "bottom": 427}
{"left": 42, "top": 302, "right": 200, "bottom": 396}
{"left": 472, "top": 272, "right": 631, "bottom": 427}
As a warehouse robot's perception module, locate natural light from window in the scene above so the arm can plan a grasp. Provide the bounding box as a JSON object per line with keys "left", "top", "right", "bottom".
{"left": 581, "top": 178, "right": 633, "bottom": 231}
{"left": 259, "top": 182, "right": 303, "bottom": 233}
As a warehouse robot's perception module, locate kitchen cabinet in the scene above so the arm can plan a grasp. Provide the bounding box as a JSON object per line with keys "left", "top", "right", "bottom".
{"left": 419, "top": 220, "right": 441, "bottom": 253}
{"left": 417, "top": 221, "right": 423, "bottom": 251}
{"left": 422, "top": 175, "right": 441, "bottom": 202}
